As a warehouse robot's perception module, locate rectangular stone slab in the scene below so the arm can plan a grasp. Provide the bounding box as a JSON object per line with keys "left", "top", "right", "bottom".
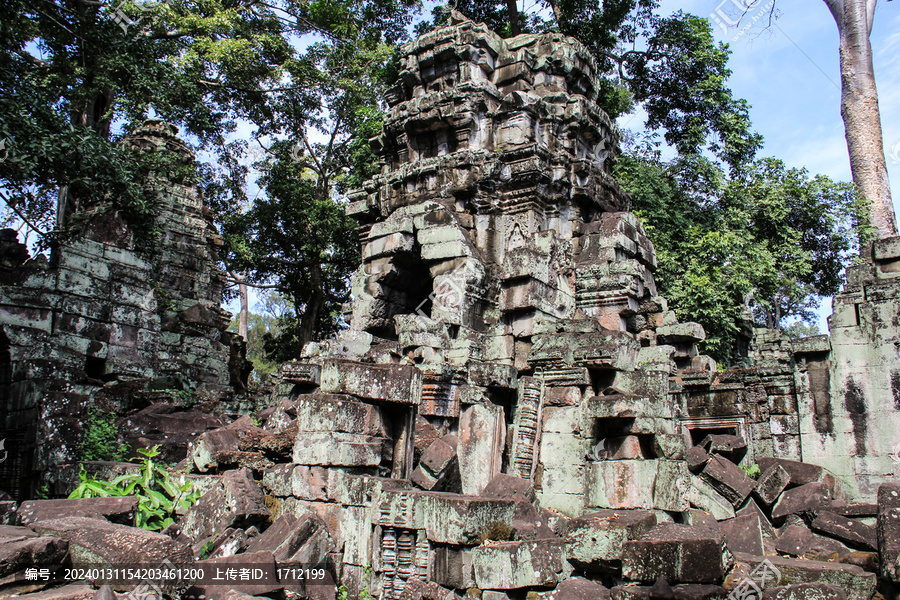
{"left": 472, "top": 538, "right": 565, "bottom": 589}
{"left": 685, "top": 477, "right": 735, "bottom": 521}
{"left": 564, "top": 509, "right": 657, "bottom": 570}
{"left": 457, "top": 402, "right": 505, "bottom": 495}
{"left": 717, "top": 514, "right": 764, "bottom": 556}
{"left": 375, "top": 489, "right": 427, "bottom": 530}
{"left": 756, "top": 458, "right": 835, "bottom": 490}
{"left": 0, "top": 531, "right": 69, "bottom": 578}
{"left": 729, "top": 552, "right": 875, "bottom": 600}
{"left": 292, "top": 432, "right": 386, "bottom": 467}
{"left": 772, "top": 483, "right": 831, "bottom": 521}
{"left": 825, "top": 503, "right": 877, "bottom": 517}
{"left": 17, "top": 497, "right": 138, "bottom": 527}
{"left": 245, "top": 513, "right": 332, "bottom": 565}
{"left": 700, "top": 455, "right": 755, "bottom": 508}
{"left": 760, "top": 583, "right": 846, "bottom": 600}
{"left": 622, "top": 523, "right": 732, "bottom": 584}
{"left": 877, "top": 482, "right": 900, "bottom": 581}
{"left": 755, "top": 464, "right": 791, "bottom": 506}
{"left": 319, "top": 359, "right": 423, "bottom": 404}
{"left": 586, "top": 460, "right": 688, "bottom": 512}
{"left": 422, "top": 493, "right": 516, "bottom": 545}
{"left": 608, "top": 583, "right": 727, "bottom": 599}
{"left": 411, "top": 435, "right": 458, "bottom": 491}
{"left": 774, "top": 524, "right": 849, "bottom": 557}
{"left": 432, "top": 546, "right": 476, "bottom": 589}
{"left": 280, "top": 362, "right": 321, "bottom": 385}
{"left": 27, "top": 517, "right": 192, "bottom": 592}
{"left": 294, "top": 393, "right": 387, "bottom": 436}
{"left": 181, "top": 468, "right": 271, "bottom": 541}
{"left": 811, "top": 511, "right": 877, "bottom": 551}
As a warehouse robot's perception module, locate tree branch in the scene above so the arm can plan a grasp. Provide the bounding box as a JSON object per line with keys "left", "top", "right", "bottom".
{"left": 0, "top": 191, "right": 50, "bottom": 238}
{"left": 822, "top": 0, "right": 844, "bottom": 30}
{"left": 545, "top": 0, "right": 564, "bottom": 23}
{"left": 866, "top": 0, "right": 876, "bottom": 36}
{"left": 147, "top": 30, "right": 191, "bottom": 40}
{"left": 198, "top": 79, "right": 300, "bottom": 94}
{"left": 254, "top": 2, "right": 352, "bottom": 44}
{"left": 299, "top": 128, "right": 324, "bottom": 173}
{"left": 595, "top": 48, "right": 664, "bottom": 81}
{"left": 322, "top": 114, "right": 344, "bottom": 178}
{"left": 16, "top": 50, "right": 49, "bottom": 68}
{"left": 224, "top": 276, "right": 281, "bottom": 290}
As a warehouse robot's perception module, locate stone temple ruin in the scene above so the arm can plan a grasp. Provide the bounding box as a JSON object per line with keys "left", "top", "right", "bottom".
{"left": 0, "top": 121, "right": 246, "bottom": 498}
{"left": 2, "top": 11, "right": 900, "bottom": 600}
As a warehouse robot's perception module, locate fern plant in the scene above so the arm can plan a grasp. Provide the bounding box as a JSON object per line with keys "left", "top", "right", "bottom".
{"left": 69, "top": 445, "right": 201, "bottom": 531}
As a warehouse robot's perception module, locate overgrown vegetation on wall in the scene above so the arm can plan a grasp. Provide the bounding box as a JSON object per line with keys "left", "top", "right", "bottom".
{"left": 78, "top": 406, "right": 129, "bottom": 462}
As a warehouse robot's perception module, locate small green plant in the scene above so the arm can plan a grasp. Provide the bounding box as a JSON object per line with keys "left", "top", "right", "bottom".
{"left": 360, "top": 565, "right": 373, "bottom": 600}
{"left": 68, "top": 445, "right": 201, "bottom": 531}
{"left": 78, "top": 406, "right": 129, "bottom": 462}
{"left": 165, "top": 388, "right": 195, "bottom": 408}
{"left": 200, "top": 537, "right": 216, "bottom": 560}
{"left": 34, "top": 485, "right": 50, "bottom": 499}
{"left": 151, "top": 281, "right": 176, "bottom": 313}
{"left": 740, "top": 463, "right": 761, "bottom": 479}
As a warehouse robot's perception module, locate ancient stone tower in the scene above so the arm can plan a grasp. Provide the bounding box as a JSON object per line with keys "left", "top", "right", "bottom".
{"left": 273, "top": 13, "right": 720, "bottom": 596}
{"left": 0, "top": 121, "right": 241, "bottom": 498}
{"left": 180, "top": 13, "right": 899, "bottom": 598}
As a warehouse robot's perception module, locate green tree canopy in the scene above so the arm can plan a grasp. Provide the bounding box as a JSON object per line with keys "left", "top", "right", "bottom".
{"left": 216, "top": 0, "right": 415, "bottom": 359}
{"left": 617, "top": 146, "right": 867, "bottom": 362}
{"left": 0, "top": 0, "right": 293, "bottom": 248}
{"left": 1, "top": 0, "right": 415, "bottom": 356}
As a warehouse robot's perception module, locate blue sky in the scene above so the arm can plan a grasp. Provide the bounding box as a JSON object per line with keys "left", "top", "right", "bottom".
{"left": 634, "top": 0, "right": 900, "bottom": 332}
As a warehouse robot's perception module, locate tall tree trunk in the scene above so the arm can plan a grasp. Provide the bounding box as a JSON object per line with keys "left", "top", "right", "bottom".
{"left": 546, "top": 0, "right": 564, "bottom": 24}
{"left": 505, "top": 0, "right": 520, "bottom": 36}
{"left": 297, "top": 264, "right": 325, "bottom": 349}
{"left": 228, "top": 271, "right": 249, "bottom": 341}
{"left": 297, "top": 291, "right": 324, "bottom": 350}
{"left": 239, "top": 281, "right": 249, "bottom": 341}
{"left": 824, "top": 0, "right": 896, "bottom": 239}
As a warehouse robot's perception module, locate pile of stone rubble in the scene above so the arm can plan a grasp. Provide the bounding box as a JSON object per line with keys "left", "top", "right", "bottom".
{"left": 0, "top": 412, "right": 897, "bottom": 600}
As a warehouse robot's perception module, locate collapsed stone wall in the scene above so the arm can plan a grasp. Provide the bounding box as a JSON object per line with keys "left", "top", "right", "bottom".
{"left": 737, "top": 238, "right": 900, "bottom": 501}
{"left": 198, "top": 13, "right": 900, "bottom": 597}
{"left": 0, "top": 121, "right": 242, "bottom": 498}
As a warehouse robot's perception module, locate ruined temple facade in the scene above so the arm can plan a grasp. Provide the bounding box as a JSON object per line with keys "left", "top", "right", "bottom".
{"left": 301, "top": 12, "right": 715, "bottom": 512}
{"left": 248, "top": 13, "right": 900, "bottom": 596}
{"left": 743, "top": 240, "right": 900, "bottom": 500}
{"left": 2, "top": 12, "right": 899, "bottom": 599}
{"left": 0, "top": 121, "right": 241, "bottom": 498}
{"left": 266, "top": 13, "right": 738, "bottom": 596}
